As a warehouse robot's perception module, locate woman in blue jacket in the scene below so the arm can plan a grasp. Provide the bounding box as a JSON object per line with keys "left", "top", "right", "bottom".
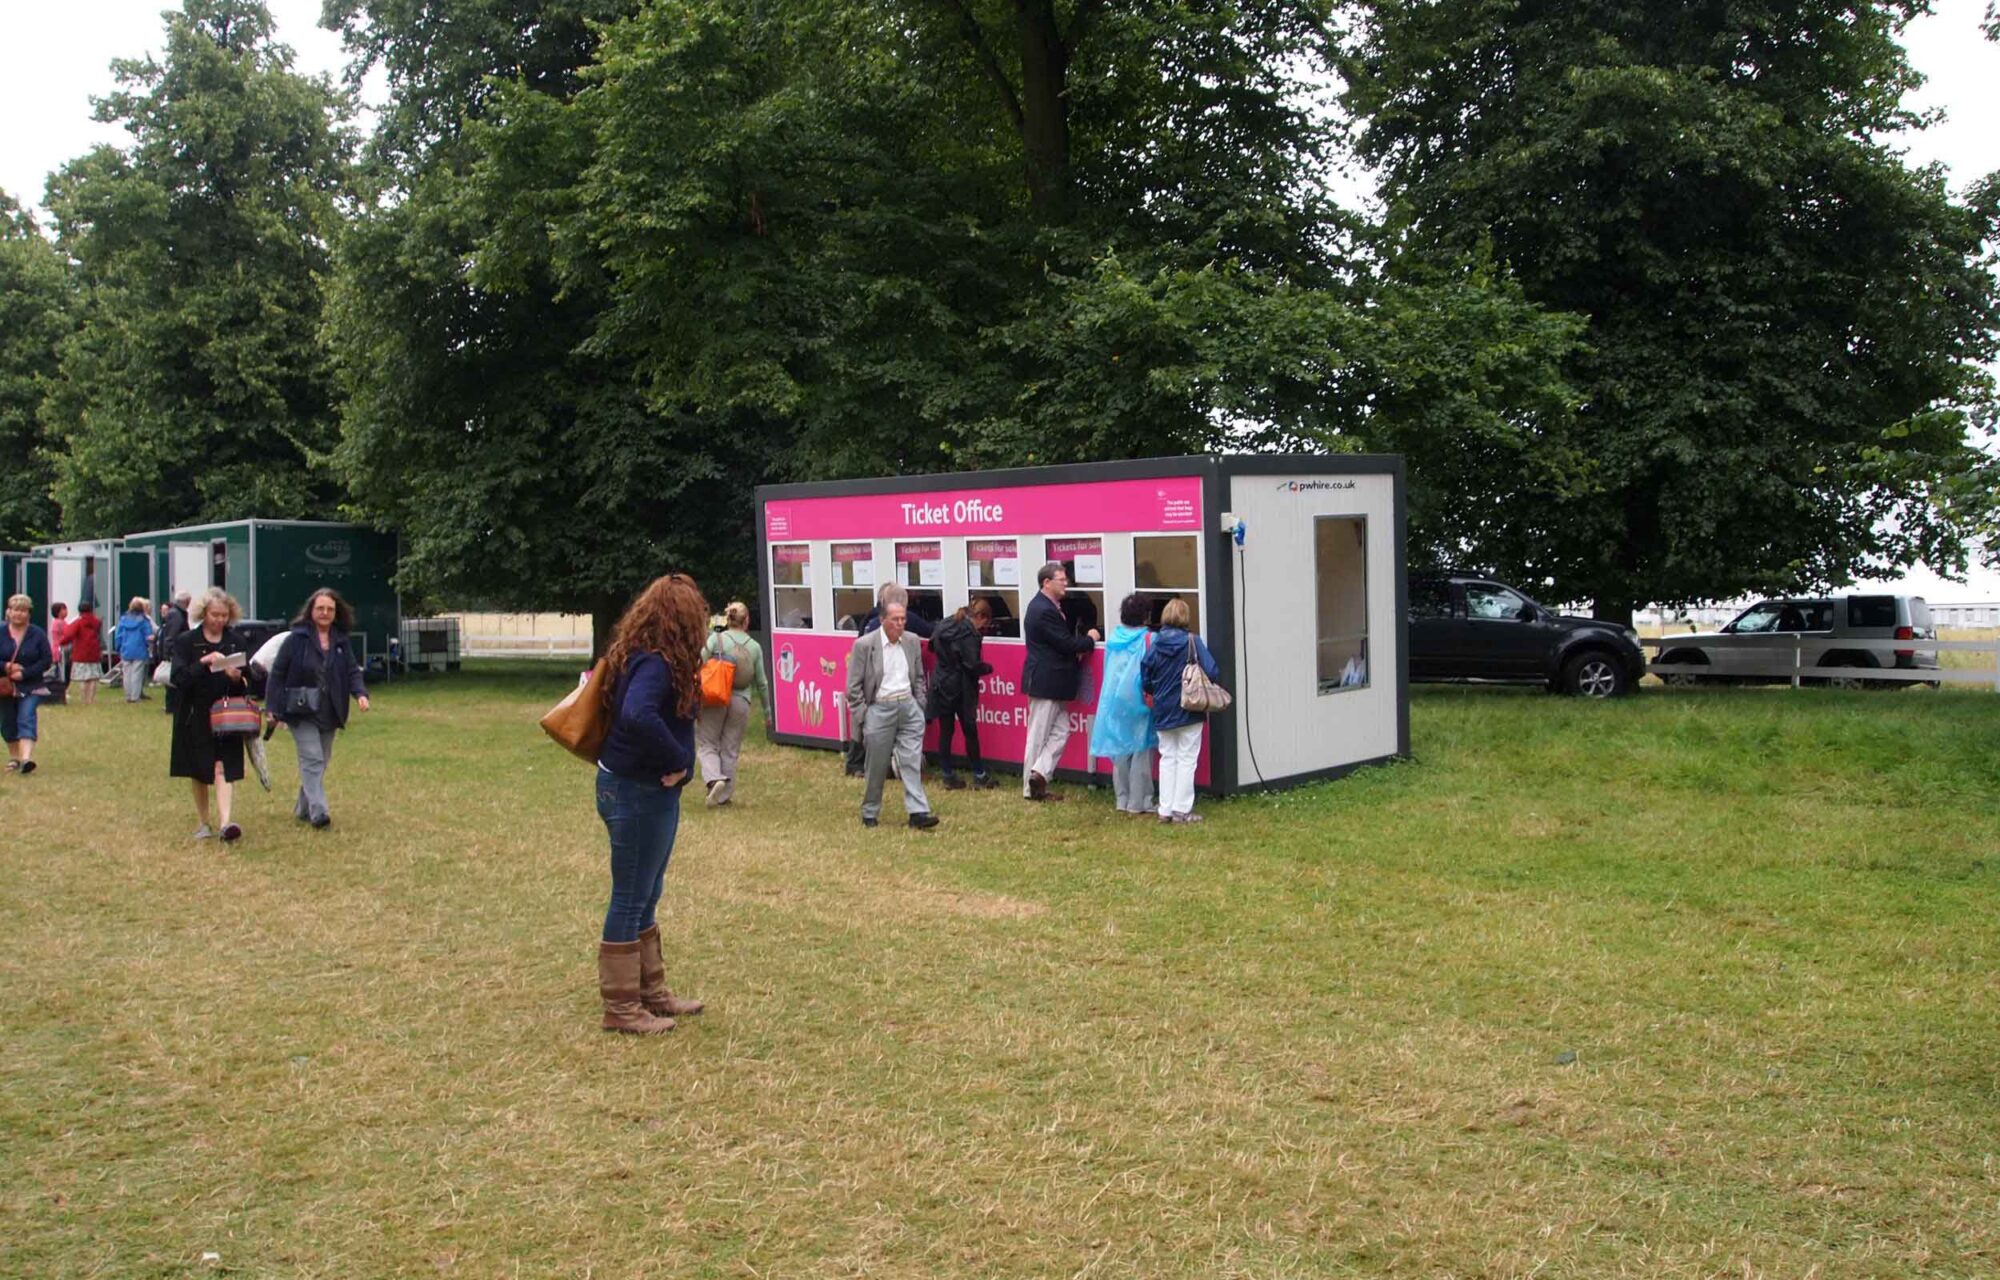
{"left": 1087, "top": 593, "right": 1158, "bottom": 815}
{"left": 114, "top": 598, "right": 157, "bottom": 702}
{"left": 2, "top": 593, "right": 54, "bottom": 774}
{"left": 1139, "top": 596, "right": 1222, "bottom": 824}
{"left": 266, "top": 589, "right": 372, "bottom": 829}
{"left": 592, "top": 572, "right": 709, "bottom": 1035}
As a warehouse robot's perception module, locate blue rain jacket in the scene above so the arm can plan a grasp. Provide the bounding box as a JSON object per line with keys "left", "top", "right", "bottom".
{"left": 1087, "top": 625, "right": 1158, "bottom": 758}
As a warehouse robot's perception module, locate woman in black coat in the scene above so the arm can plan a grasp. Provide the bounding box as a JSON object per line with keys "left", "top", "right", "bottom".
{"left": 926, "top": 598, "right": 996, "bottom": 790}
{"left": 170, "top": 588, "right": 250, "bottom": 841}
{"left": 266, "top": 588, "right": 371, "bottom": 829}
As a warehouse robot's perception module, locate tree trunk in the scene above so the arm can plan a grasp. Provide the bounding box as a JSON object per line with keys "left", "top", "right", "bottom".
{"left": 1015, "top": 1, "right": 1073, "bottom": 222}
{"left": 589, "top": 588, "right": 632, "bottom": 660}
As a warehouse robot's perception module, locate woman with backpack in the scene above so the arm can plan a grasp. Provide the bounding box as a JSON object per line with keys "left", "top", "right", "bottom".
{"left": 694, "top": 601, "right": 770, "bottom": 807}
{"left": 265, "top": 589, "right": 371, "bottom": 829}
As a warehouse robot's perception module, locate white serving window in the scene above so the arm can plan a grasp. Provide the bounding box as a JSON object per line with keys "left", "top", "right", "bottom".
{"left": 1134, "top": 534, "right": 1200, "bottom": 633}
{"left": 771, "top": 543, "right": 814, "bottom": 629}
{"left": 966, "top": 538, "right": 1023, "bottom": 637}
{"left": 893, "top": 541, "right": 945, "bottom": 628}
{"left": 830, "top": 542, "right": 875, "bottom": 631}
{"left": 1315, "top": 516, "right": 1368, "bottom": 693}
{"left": 1047, "top": 537, "right": 1105, "bottom": 638}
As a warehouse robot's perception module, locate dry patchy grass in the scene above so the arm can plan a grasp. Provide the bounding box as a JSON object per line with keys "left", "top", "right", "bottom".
{"left": 2, "top": 666, "right": 1998, "bottom": 1278}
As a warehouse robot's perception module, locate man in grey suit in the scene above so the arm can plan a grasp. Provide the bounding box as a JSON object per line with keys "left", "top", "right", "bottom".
{"left": 846, "top": 601, "right": 940, "bottom": 830}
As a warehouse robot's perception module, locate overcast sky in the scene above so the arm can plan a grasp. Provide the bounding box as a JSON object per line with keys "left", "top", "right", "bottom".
{"left": 4, "top": 1, "right": 1997, "bottom": 596}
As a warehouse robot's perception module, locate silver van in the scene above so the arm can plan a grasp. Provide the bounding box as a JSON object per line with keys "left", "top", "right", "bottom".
{"left": 1656, "top": 594, "right": 1937, "bottom": 686}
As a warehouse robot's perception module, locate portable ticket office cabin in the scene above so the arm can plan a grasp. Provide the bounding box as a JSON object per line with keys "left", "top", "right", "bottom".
{"left": 118, "top": 519, "right": 401, "bottom": 661}
{"left": 755, "top": 454, "right": 1408, "bottom": 796}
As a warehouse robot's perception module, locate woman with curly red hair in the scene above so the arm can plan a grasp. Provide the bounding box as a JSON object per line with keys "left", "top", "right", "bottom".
{"left": 592, "top": 573, "right": 710, "bottom": 1034}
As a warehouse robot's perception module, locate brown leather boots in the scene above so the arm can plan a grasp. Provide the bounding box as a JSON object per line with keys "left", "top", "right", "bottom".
{"left": 637, "top": 924, "right": 705, "bottom": 1019}
{"left": 598, "top": 927, "right": 704, "bottom": 1034}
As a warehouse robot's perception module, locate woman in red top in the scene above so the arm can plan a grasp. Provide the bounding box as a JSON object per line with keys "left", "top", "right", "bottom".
{"left": 67, "top": 605, "right": 106, "bottom": 705}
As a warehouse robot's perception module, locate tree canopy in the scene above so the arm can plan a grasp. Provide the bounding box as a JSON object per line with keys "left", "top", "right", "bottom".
{"left": 41, "top": 0, "right": 354, "bottom": 538}
{"left": 326, "top": 0, "right": 1573, "bottom": 624}
{"left": 1344, "top": 0, "right": 2000, "bottom": 615}
{"left": 0, "top": 192, "right": 71, "bottom": 546}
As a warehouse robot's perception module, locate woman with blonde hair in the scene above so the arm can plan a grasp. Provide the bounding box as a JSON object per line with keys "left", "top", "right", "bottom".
{"left": 114, "top": 597, "right": 157, "bottom": 702}
{"left": 695, "top": 600, "right": 770, "bottom": 806}
{"left": 1139, "top": 596, "right": 1222, "bottom": 825}
{"left": 169, "top": 587, "right": 250, "bottom": 841}
{"left": 592, "top": 573, "right": 710, "bottom": 1034}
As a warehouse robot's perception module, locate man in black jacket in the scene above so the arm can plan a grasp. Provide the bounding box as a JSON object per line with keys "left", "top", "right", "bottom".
{"left": 1021, "top": 562, "right": 1099, "bottom": 801}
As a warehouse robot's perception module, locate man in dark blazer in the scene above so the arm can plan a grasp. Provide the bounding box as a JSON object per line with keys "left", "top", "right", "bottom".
{"left": 1021, "top": 562, "right": 1099, "bottom": 801}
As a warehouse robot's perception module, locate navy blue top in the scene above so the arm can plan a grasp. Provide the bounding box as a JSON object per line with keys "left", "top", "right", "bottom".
{"left": 596, "top": 652, "right": 696, "bottom": 784}
{"left": 1140, "top": 627, "right": 1221, "bottom": 732}
{"left": 268, "top": 624, "right": 370, "bottom": 730}
{"left": 1, "top": 624, "right": 54, "bottom": 691}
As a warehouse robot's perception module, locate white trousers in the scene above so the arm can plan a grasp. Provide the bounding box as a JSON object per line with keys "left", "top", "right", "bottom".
{"left": 1021, "top": 698, "right": 1071, "bottom": 794}
{"left": 1156, "top": 722, "right": 1202, "bottom": 818}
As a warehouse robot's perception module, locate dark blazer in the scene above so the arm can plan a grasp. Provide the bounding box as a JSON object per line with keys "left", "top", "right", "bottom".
{"left": 155, "top": 605, "right": 189, "bottom": 661}
{"left": 1023, "top": 592, "right": 1094, "bottom": 702}
{"left": 1, "top": 625, "right": 54, "bottom": 691}
{"left": 267, "top": 624, "right": 369, "bottom": 729}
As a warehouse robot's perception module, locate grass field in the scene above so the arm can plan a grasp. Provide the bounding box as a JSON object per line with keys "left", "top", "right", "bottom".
{"left": 4, "top": 665, "right": 1998, "bottom": 1278}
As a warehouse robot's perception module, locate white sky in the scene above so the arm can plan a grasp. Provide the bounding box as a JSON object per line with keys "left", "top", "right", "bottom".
{"left": 3, "top": 0, "right": 1997, "bottom": 597}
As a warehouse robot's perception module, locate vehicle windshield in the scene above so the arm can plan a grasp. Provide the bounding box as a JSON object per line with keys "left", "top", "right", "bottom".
{"left": 1730, "top": 603, "right": 1785, "bottom": 633}
{"left": 1465, "top": 583, "right": 1529, "bottom": 620}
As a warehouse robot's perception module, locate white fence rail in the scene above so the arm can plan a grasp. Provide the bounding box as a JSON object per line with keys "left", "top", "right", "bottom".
{"left": 1644, "top": 636, "right": 2000, "bottom": 690}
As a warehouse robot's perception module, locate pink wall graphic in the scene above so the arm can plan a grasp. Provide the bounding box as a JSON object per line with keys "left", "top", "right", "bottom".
{"left": 771, "top": 632, "right": 1209, "bottom": 785}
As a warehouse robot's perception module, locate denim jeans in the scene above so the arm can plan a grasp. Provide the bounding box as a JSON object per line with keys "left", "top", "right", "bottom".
{"left": 596, "top": 768, "right": 683, "bottom": 943}
{"left": 1, "top": 694, "right": 43, "bottom": 743}
{"left": 289, "top": 722, "right": 338, "bottom": 822}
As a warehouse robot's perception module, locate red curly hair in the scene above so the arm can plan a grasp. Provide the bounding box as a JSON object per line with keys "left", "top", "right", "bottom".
{"left": 601, "top": 573, "right": 710, "bottom": 719}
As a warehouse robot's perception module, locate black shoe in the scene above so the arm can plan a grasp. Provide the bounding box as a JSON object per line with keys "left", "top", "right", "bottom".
{"left": 1028, "top": 771, "right": 1048, "bottom": 800}
{"left": 18, "top": 761, "right": 36, "bottom": 776}
{"left": 942, "top": 774, "right": 967, "bottom": 790}
{"left": 861, "top": 816, "right": 878, "bottom": 828}
{"left": 310, "top": 815, "right": 332, "bottom": 830}
{"left": 972, "top": 774, "right": 997, "bottom": 790}
{"left": 907, "top": 812, "right": 940, "bottom": 830}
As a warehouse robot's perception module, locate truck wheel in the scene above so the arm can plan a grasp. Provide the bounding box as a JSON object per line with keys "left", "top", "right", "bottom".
{"left": 1563, "top": 651, "right": 1628, "bottom": 698}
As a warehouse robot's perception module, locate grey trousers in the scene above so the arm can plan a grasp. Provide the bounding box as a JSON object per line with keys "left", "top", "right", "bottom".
{"left": 122, "top": 659, "right": 147, "bottom": 701}
{"left": 1111, "top": 749, "right": 1155, "bottom": 813}
{"left": 860, "top": 700, "right": 929, "bottom": 821}
{"left": 696, "top": 692, "right": 751, "bottom": 802}
{"left": 1021, "top": 697, "right": 1072, "bottom": 794}
{"left": 289, "top": 722, "right": 338, "bottom": 822}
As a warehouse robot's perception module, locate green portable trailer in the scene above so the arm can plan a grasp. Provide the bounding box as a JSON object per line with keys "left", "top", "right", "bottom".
{"left": 0, "top": 551, "right": 24, "bottom": 600}
{"left": 119, "top": 520, "right": 401, "bottom": 661}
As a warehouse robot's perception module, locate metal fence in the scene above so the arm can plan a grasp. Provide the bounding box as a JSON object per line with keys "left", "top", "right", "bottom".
{"left": 1644, "top": 636, "right": 2000, "bottom": 690}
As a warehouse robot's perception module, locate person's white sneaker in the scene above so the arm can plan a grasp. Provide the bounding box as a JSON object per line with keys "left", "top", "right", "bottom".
{"left": 193, "top": 824, "right": 215, "bottom": 839}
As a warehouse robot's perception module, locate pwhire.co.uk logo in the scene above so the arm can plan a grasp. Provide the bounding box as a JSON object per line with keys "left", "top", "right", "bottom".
{"left": 1275, "top": 479, "right": 1356, "bottom": 492}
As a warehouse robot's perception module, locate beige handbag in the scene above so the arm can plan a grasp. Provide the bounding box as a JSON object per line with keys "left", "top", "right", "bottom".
{"left": 1179, "top": 642, "right": 1232, "bottom": 713}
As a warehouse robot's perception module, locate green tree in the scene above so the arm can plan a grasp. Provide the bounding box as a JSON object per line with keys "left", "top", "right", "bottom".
{"left": 0, "top": 193, "right": 71, "bottom": 546}
{"left": 1344, "top": 0, "right": 2000, "bottom": 617}
{"left": 42, "top": 0, "right": 354, "bottom": 537}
